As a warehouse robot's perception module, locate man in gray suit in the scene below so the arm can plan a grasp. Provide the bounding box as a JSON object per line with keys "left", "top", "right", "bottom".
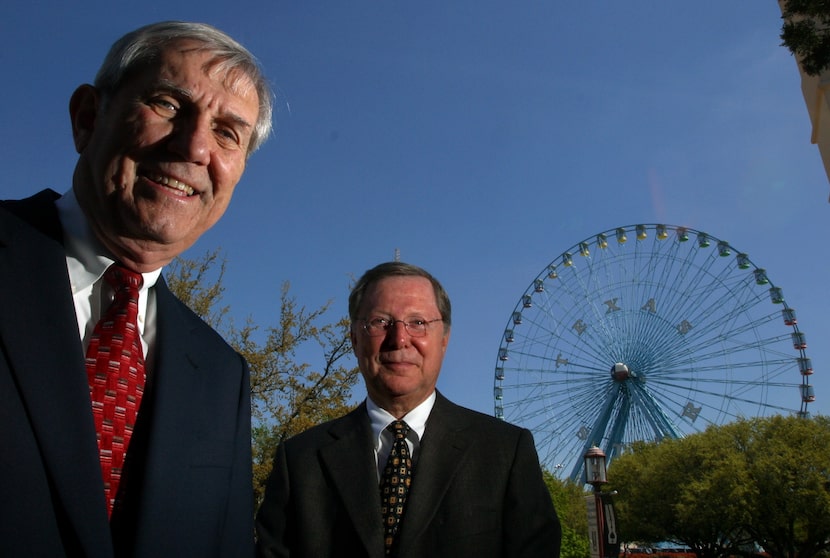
{"left": 256, "top": 261, "right": 561, "bottom": 557}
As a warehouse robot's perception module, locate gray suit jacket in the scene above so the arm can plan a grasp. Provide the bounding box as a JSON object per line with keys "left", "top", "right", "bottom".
{"left": 255, "top": 391, "right": 561, "bottom": 557}
{"left": 0, "top": 190, "right": 254, "bottom": 557}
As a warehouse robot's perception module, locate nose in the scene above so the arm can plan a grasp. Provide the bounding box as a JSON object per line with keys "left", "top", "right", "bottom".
{"left": 168, "top": 117, "right": 211, "bottom": 165}
{"left": 382, "top": 320, "right": 411, "bottom": 348}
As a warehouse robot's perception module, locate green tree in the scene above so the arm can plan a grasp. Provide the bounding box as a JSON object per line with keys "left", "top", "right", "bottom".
{"left": 166, "top": 250, "right": 361, "bottom": 508}
{"left": 237, "top": 285, "right": 360, "bottom": 506}
{"left": 609, "top": 441, "right": 673, "bottom": 545}
{"left": 610, "top": 433, "right": 753, "bottom": 558}
{"left": 781, "top": 0, "right": 830, "bottom": 76}
{"left": 738, "top": 415, "right": 830, "bottom": 558}
{"left": 544, "top": 472, "right": 591, "bottom": 558}
{"left": 609, "top": 416, "right": 830, "bottom": 558}
{"left": 165, "top": 248, "right": 230, "bottom": 330}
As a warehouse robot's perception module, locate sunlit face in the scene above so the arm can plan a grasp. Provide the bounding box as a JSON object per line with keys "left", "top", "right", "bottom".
{"left": 70, "top": 40, "right": 261, "bottom": 271}
{"left": 350, "top": 275, "right": 450, "bottom": 417}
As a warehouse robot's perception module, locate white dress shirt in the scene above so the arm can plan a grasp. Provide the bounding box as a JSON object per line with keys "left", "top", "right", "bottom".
{"left": 367, "top": 392, "right": 436, "bottom": 481}
{"left": 56, "top": 189, "right": 162, "bottom": 372}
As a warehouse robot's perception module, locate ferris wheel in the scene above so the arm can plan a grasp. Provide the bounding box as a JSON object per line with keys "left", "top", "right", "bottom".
{"left": 493, "top": 224, "right": 814, "bottom": 483}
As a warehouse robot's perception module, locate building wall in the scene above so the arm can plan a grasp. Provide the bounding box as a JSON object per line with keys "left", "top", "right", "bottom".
{"left": 779, "top": 1, "right": 830, "bottom": 192}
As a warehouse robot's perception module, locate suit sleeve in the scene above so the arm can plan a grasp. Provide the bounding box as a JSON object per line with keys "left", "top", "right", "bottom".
{"left": 219, "top": 355, "right": 256, "bottom": 557}
{"left": 255, "top": 441, "right": 293, "bottom": 558}
{"left": 504, "top": 428, "right": 562, "bottom": 558}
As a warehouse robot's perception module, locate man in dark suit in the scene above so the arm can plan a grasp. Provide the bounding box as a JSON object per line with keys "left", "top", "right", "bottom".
{"left": 0, "top": 21, "right": 272, "bottom": 557}
{"left": 256, "top": 262, "right": 561, "bottom": 557}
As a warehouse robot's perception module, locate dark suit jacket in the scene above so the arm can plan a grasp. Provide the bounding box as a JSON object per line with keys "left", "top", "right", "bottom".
{"left": 255, "top": 391, "right": 561, "bottom": 558}
{"left": 0, "top": 190, "right": 255, "bottom": 557}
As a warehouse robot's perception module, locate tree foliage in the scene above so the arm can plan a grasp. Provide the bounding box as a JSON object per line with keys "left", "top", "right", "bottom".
{"left": 781, "top": 0, "right": 830, "bottom": 76}
{"left": 166, "top": 250, "right": 361, "bottom": 508}
{"left": 544, "top": 472, "right": 591, "bottom": 558}
{"left": 608, "top": 415, "right": 830, "bottom": 558}
{"left": 165, "top": 249, "right": 230, "bottom": 329}
{"left": 235, "top": 285, "right": 360, "bottom": 506}
{"left": 739, "top": 415, "right": 830, "bottom": 558}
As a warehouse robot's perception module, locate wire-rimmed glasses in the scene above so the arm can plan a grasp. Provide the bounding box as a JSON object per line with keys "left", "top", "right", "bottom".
{"left": 360, "top": 317, "right": 443, "bottom": 337}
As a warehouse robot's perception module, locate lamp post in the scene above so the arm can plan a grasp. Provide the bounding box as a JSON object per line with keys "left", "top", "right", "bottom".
{"left": 585, "top": 445, "right": 608, "bottom": 486}
{"left": 584, "top": 446, "right": 618, "bottom": 558}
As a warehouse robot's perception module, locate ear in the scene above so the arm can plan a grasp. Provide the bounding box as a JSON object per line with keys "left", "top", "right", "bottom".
{"left": 69, "top": 84, "right": 100, "bottom": 153}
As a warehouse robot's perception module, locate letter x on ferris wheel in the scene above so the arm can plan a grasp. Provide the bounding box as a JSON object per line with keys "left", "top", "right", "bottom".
{"left": 493, "top": 224, "right": 815, "bottom": 484}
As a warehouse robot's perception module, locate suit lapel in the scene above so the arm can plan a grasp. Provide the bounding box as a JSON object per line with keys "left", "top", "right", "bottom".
{"left": 395, "top": 392, "right": 472, "bottom": 550}
{"left": 0, "top": 193, "right": 113, "bottom": 555}
{"left": 146, "top": 276, "right": 203, "bottom": 409}
{"left": 109, "top": 278, "right": 206, "bottom": 547}
{"left": 319, "top": 406, "right": 386, "bottom": 558}
{"left": 131, "top": 276, "right": 207, "bottom": 473}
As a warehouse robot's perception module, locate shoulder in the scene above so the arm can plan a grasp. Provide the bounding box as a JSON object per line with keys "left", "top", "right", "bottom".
{"left": 433, "top": 391, "right": 524, "bottom": 432}
{"left": 0, "top": 189, "right": 61, "bottom": 214}
{"left": 423, "top": 393, "right": 546, "bottom": 481}
{"left": 0, "top": 189, "right": 62, "bottom": 243}
{"left": 282, "top": 406, "right": 369, "bottom": 449}
{"left": 155, "top": 276, "right": 230, "bottom": 342}
{"left": 154, "top": 276, "right": 246, "bottom": 371}
{"left": 426, "top": 394, "right": 542, "bottom": 473}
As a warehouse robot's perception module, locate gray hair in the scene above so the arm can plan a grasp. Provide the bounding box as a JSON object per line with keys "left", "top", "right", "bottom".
{"left": 348, "top": 262, "right": 452, "bottom": 329}
{"left": 94, "top": 21, "right": 273, "bottom": 153}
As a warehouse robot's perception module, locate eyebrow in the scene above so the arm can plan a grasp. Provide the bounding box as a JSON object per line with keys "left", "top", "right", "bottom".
{"left": 152, "top": 79, "right": 254, "bottom": 131}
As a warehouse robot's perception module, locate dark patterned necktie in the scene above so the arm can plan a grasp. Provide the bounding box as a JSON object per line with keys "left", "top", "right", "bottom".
{"left": 380, "top": 420, "right": 412, "bottom": 555}
{"left": 85, "top": 264, "right": 145, "bottom": 517}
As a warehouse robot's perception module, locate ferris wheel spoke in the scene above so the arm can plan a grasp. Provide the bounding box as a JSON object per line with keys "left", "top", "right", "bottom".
{"left": 626, "top": 383, "right": 684, "bottom": 438}
{"left": 637, "top": 374, "right": 794, "bottom": 419}
{"left": 656, "top": 331, "right": 794, "bottom": 367}
{"left": 494, "top": 225, "right": 812, "bottom": 481}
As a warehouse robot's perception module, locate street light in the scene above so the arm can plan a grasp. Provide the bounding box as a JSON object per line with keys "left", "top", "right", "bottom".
{"left": 585, "top": 445, "right": 608, "bottom": 486}
{"left": 584, "top": 446, "right": 618, "bottom": 558}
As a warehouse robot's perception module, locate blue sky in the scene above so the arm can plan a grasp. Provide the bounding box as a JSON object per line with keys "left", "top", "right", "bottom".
{"left": 3, "top": 2, "right": 828, "bottom": 455}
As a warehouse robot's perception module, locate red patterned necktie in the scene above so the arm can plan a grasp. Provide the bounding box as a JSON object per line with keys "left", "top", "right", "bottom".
{"left": 85, "top": 264, "right": 145, "bottom": 517}
{"left": 380, "top": 420, "right": 412, "bottom": 555}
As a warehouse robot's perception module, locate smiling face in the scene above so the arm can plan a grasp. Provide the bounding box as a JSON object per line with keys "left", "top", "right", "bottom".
{"left": 350, "top": 275, "right": 450, "bottom": 417}
{"left": 70, "top": 40, "right": 261, "bottom": 272}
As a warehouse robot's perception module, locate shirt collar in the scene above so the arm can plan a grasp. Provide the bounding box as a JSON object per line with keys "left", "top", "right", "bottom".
{"left": 367, "top": 391, "right": 436, "bottom": 450}
{"left": 56, "top": 189, "right": 162, "bottom": 293}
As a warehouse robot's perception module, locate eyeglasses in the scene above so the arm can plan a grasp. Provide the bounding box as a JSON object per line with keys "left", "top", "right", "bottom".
{"left": 360, "top": 317, "right": 444, "bottom": 337}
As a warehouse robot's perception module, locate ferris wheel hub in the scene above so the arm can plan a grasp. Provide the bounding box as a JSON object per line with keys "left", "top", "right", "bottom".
{"left": 611, "top": 362, "right": 631, "bottom": 381}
